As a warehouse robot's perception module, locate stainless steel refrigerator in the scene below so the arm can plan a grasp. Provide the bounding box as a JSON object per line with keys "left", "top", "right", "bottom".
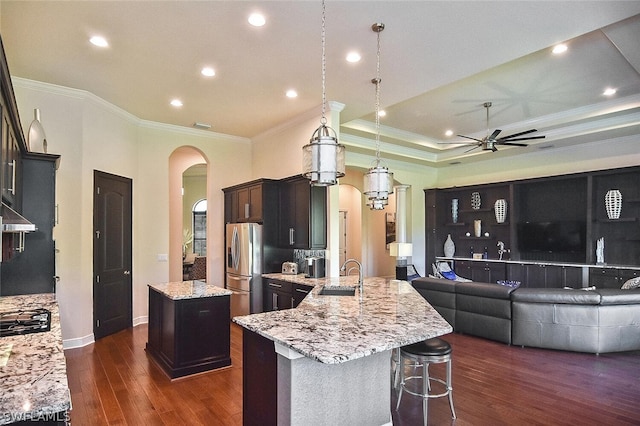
{"left": 226, "top": 223, "right": 262, "bottom": 317}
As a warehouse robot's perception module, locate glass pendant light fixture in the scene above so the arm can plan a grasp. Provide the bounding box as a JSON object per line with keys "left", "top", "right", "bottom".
{"left": 363, "top": 22, "right": 393, "bottom": 210}
{"left": 302, "top": 0, "right": 345, "bottom": 186}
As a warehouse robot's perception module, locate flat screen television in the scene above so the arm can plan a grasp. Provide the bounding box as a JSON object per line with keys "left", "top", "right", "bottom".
{"left": 517, "top": 221, "right": 586, "bottom": 254}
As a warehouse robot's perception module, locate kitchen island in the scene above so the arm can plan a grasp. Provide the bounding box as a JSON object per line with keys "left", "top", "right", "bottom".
{"left": 147, "top": 280, "right": 232, "bottom": 379}
{"left": 234, "top": 275, "right": 452, "bottom": 425}
{"left": 0, "top": 294, "right": 70, "bottom": 425}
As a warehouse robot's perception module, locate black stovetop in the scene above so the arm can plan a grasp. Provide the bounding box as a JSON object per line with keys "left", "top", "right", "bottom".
{"left": 0, "top": 308, "right": 51, "bottom": 337}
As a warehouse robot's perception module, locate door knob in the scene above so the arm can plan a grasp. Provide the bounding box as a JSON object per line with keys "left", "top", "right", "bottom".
{"left": 124, "top": 270, "right": 131, "bottom": 275}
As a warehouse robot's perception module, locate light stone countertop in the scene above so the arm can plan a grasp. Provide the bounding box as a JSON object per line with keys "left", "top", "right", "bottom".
{"left": 0, "top": 293, "right": 70, "bottom": 425}
{"left": 234, "top": 275, "right": 453, "bottom": 364}
{"left": 148, "top": 280, "right": 232, "bottom": 300}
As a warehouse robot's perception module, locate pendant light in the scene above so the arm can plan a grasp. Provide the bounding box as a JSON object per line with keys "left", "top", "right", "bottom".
{"left": 363, "top": 23, "right": 393, "bottom": 210}
{"left": 302, "top": 0, "right": 345, "bottom": 186}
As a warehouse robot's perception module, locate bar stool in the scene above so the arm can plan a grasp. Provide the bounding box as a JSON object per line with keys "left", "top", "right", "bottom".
{"left": 395, "top": 337, "right": 456, "bottom": 425}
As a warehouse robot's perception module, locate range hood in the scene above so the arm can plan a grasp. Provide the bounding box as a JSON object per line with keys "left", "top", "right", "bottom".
{"left": 1, "top": 203, "right": 36, "bottom": 233}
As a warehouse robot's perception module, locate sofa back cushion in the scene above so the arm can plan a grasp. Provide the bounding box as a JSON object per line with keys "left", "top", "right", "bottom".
{"left": 511, "top": 288, "right": 601, "bottom": 305}
{"left": 597, "top": 288, "right": 640, "bottom": 305}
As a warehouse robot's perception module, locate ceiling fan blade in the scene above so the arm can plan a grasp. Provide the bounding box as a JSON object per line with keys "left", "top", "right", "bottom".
{"left": 488, "top": 129, "right": 502, "bottom": 140}
{"left": 464, "top": 145, "right": 480, "bottom": 153}
{"left": 499, "top": 135, "right": 546, "bottom": 142}
{"left": 499, "top": 142, "right": 529, "bottom": 147}
{"left": 438, "top": 141, "right": 478, "bottom": 145}
{"left": 456, "top": 134, "right": 484, "bottom": 143}
{"left": 492, "top": 145, "right": 498, "bottom": 152}
{"left": 499, "top": 129, "right": 538, "bottom": 140}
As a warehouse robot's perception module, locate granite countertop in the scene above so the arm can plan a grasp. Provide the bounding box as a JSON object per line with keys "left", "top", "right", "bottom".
{"left": 234, "top": 275, "right": 453, "bottom": 364}
{"left": 0, "top": 293, "right": 70, "bottom": 425}
{"left": 148, "top": 280, "right": 232, "bottom": 300}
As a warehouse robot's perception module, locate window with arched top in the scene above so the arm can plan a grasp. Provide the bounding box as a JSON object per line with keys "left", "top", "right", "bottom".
{"left": 193, "top": 199, "right": 207, "bottom": 256}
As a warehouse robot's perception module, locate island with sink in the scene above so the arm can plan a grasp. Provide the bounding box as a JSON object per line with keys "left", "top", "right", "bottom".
{"left": 234, "top": 274, "right": 452, "bottom": 426}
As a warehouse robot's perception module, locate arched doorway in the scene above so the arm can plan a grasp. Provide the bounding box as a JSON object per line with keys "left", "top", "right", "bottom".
{"left": 169, "top": 146, "right": 208, "bottom": 282}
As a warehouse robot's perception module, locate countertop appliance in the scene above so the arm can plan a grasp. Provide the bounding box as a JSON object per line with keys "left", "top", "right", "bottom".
{"left": 226, "top": 223, "right": 263, "bottom": 317}
{"left": 281, "top": 262, "right": 298, "bottom": 275}
{"left": 306, "top": 257, "right": 325, "bottom": 278}
{"left": 0, "top": 308, "right": 51, "bottom": 337}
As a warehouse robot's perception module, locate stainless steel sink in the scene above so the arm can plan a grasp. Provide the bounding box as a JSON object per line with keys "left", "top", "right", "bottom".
{"left": 318, "top": 286, "right": 356, "bottom": 296}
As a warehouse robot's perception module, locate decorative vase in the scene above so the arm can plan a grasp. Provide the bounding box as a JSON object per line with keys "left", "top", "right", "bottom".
{"left": 444, "top": 234, "right": 455, "bottom": 257}
{"left": 471, "top": 192, "right": 481, "bottom": 210}
{"left": 605, "top": 189, "right": 622, "bottom": 220}
{"left": 494, "top": 199, "right": 507, "bottom": 223}
{"left": 451, "top": 199, "right": 459, "bottom": 223}
{"left": 474, "top": 220, "right": 482, "bottom": 237}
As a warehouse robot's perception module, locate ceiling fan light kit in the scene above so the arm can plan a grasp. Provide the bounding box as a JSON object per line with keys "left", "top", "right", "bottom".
{"left": 363, "top": 22, "right": 394, "bottom": 210}
{"left": 450, "top": 101, "right": 545, "bottom": 153}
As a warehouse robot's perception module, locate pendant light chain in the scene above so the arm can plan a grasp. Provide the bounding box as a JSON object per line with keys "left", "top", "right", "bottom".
{"left": 320, "top": 0, "right": 327, "bottom": 125}
{"left": 374, "top": 24, "right": 382, "bottom": 164}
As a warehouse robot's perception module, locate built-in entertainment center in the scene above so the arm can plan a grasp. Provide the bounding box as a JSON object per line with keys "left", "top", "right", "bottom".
{"left": 424, "top": 166, "right": 640, "bottom": 289}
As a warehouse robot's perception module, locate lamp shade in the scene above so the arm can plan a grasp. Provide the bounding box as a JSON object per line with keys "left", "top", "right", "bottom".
{"left": 364, "top": 164, "right": 394, "bottom": 203}
{"left": 389, "top": 242, "right": 412, "bottom": 257}
{"left": 303, "top": 124, "right": 345, "bottom": 186}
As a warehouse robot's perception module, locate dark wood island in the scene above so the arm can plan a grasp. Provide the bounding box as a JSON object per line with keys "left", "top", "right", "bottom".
{"left": 146, "top": 280, "right": 232, "bottom": 379}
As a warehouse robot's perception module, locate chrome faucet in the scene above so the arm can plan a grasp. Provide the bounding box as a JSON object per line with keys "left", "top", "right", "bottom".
{"left": 340, "top": 258, "right": 363, "bottom": 293}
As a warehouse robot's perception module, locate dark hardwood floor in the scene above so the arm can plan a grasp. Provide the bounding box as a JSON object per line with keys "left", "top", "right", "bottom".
{"left": 64, "top": 323, "right": 640, "bottom": 425}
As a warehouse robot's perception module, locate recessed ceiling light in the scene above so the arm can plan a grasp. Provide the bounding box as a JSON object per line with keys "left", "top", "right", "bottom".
{"left": 89, "top": 36, "right": 109, "bottom": 48}
{"left": 201, "top": 67, "right": 215, "bottom": 77}
{"left": 248, "top": 13, "right": 266, "bottom": 27}
{"left": 377, "top": 110, "right": 386, "bottom": 118}
{"left": 286, "top": 89, "right": 298, "bottom": 98}
{"left": 445, "top": 130, "right": 454, "bottom": 137}
{"left": 603, "top": 87, "right": 617, "bottom": 96}
{"left": 346, "top": 52, "right": 361, "bottom": 63}
{"left": 170, "top": 99, "right": 183, "bottom": 107}
{"left": 552, "top": 43, "right": 568, "bottom": 54}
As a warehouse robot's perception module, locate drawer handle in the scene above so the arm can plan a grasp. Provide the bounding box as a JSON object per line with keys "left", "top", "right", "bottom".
{"left": 295, "top": 288, "right": 309, "bottom": 294}
{"left": 269, "top": 283, "right": 282, "bottom": 288}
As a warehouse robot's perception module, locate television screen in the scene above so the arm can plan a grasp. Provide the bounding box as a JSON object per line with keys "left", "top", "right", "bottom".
{"left": 517, "top": 221, "right": 586, "bottom": 253}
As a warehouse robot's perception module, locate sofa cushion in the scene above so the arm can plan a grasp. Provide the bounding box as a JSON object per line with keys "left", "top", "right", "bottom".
{"left": 455, "top": 281, "right": 516, "bottom": 299}
{"left": 412, "top": 277, "right": 456, "bottom": 293}
{"left": 511, "top": 288, "right": 601, "bottom": 305}
{"left": 597, "top": 288, "right": 640, "bottom": 305}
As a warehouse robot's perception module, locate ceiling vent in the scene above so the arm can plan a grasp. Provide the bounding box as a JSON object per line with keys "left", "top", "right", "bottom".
{"left": 193, "top": 122, "right": 211, "bottom": 130}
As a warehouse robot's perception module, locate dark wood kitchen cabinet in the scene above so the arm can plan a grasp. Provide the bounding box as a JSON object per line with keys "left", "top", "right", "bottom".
{"left": 146, "top": 287, "right": 231, "bottom": 378}
{"left": 507, "top": 263, "right": 582, "bottom": 288}
{"left": 1, "top": 152, "right": 59, "bottom": 295}
{"left": 243, "top": 328, "right": 277, "bottom": 426}
{"left": 455, "top": 260, "right": 505, "bottom": 283}
{"left": 223, "top": 179, "right": 278, "bottom": 224}
{"left": 589, "top": 267, "right": 640, "bottom": 289}
{"left": 279, "top": 175, "right": 327, "bottom": 249}
{"left": 263, "top": 279, "right": 312, "bottom": 312}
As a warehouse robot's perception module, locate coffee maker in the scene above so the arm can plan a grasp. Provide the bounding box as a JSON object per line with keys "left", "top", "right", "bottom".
{"left": 305, "top": 257, "right": 325, "bottom": 278}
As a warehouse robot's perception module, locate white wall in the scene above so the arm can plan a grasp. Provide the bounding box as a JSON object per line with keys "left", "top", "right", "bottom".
{"left": 13, "top": 78, "right": 252, "bottom": 347}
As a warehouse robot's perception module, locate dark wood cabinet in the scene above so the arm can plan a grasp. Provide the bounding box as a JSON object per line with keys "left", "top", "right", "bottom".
{"left": 264, "top": 278, "right": 293, "bottom": 311}
{"left": 279, "top": 175, "right": 327, "bottom": 249}
{"left": 455, "top": 260, "right": 505, "bottom": 283}
{"left": 243, "top": 328, "right": 277, "bottom": 426}
{"left": 507, "top": 263, "right": 582, "bottom": 288}
{"left": 1, "top": 109, "right": 20, "bottom": 207}
{"left": 263, "top": 279, "right": 312, "bottom": 311}
{"left": 146, "top": 288, "right": 231, "bottom": 378}
{"left": 426, "top": 166, "right": 640, "bottom": 269}
{"left": 589, "top": 267, "right": 640, "bottom": 289}
{"left": 224, "top": 180, "right": 275, "bottom": 223}
{"left": 1, "top": 153, "right": 59, "bottom": 295}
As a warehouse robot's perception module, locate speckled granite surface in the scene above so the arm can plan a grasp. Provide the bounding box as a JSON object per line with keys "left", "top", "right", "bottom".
{"left": 148, "top": 280, "right": 232, "bottom": 300}
{"left": 0, "top": 293, "right": 70, "bottom": 424}
{"left": 234, "top": 275, "right": 453, "bottom": 364}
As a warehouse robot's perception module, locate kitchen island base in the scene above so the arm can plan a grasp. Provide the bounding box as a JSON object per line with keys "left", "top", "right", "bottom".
{"left": 276, "top": 344, "right": 392, "bottom": 426}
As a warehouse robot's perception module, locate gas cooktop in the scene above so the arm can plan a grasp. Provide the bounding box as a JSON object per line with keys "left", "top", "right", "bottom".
{"left": 0, "top": 308, "right": 51, "bottom": 337}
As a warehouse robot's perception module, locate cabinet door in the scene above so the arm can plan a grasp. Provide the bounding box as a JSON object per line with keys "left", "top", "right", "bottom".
{"left": 590, "top": 268, "right": 618, "bottom": 289}
{"left": 292, "top": 284, "right": 311, "bottom": 307}
{"left": 236, "top": 187, "right": 250, "bottom": 221}
{"left": 560, "top": 265, "right": 583, "bottom": 288}
{"left": 248, "top": 184, "right": 263, "bottom": 222}
{"left": 224, "top": 190, "right": 237, "bottom": 224}
{"left": 1, "top": 111, "right": 19, "bottom": 206}
{"left": 264, "top": 279, "right": 292, "bottom": 311}
{"left": 279, "top": 177, "right": 327, "bottom": 249}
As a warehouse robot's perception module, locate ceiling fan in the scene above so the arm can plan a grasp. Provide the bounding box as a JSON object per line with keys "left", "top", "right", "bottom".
{"left": 446, "top": 102, "right": 545, "bottom": 152}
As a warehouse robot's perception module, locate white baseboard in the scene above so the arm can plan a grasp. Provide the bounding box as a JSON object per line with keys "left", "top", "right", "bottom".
{"left": 63, "top": 333, "right": 94, "bottom": 350}
{"left": 62, "top": 317, "right": 148, "bottom": 350}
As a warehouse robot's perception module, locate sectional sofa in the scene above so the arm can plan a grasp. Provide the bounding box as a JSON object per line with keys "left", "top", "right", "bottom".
{"left": 412, "top": 277, "right": 640, "bottom": 354}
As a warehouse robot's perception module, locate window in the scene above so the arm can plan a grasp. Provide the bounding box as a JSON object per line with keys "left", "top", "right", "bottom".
{"left": 193, "top": 199, "right": 207, "bottom": 256}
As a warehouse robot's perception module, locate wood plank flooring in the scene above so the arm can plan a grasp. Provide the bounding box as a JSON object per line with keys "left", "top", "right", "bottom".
{"left": 64, "top": 323, "right": 640, "bottom": 425}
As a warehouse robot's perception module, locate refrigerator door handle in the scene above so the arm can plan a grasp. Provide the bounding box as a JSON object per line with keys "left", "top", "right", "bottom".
{"left": 231, "top": 226, "right": 240, "bottom": 270}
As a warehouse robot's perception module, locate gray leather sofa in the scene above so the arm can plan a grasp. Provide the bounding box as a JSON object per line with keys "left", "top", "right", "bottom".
{"left": 412, "top": 277, "right": 640, "bottom": 354}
